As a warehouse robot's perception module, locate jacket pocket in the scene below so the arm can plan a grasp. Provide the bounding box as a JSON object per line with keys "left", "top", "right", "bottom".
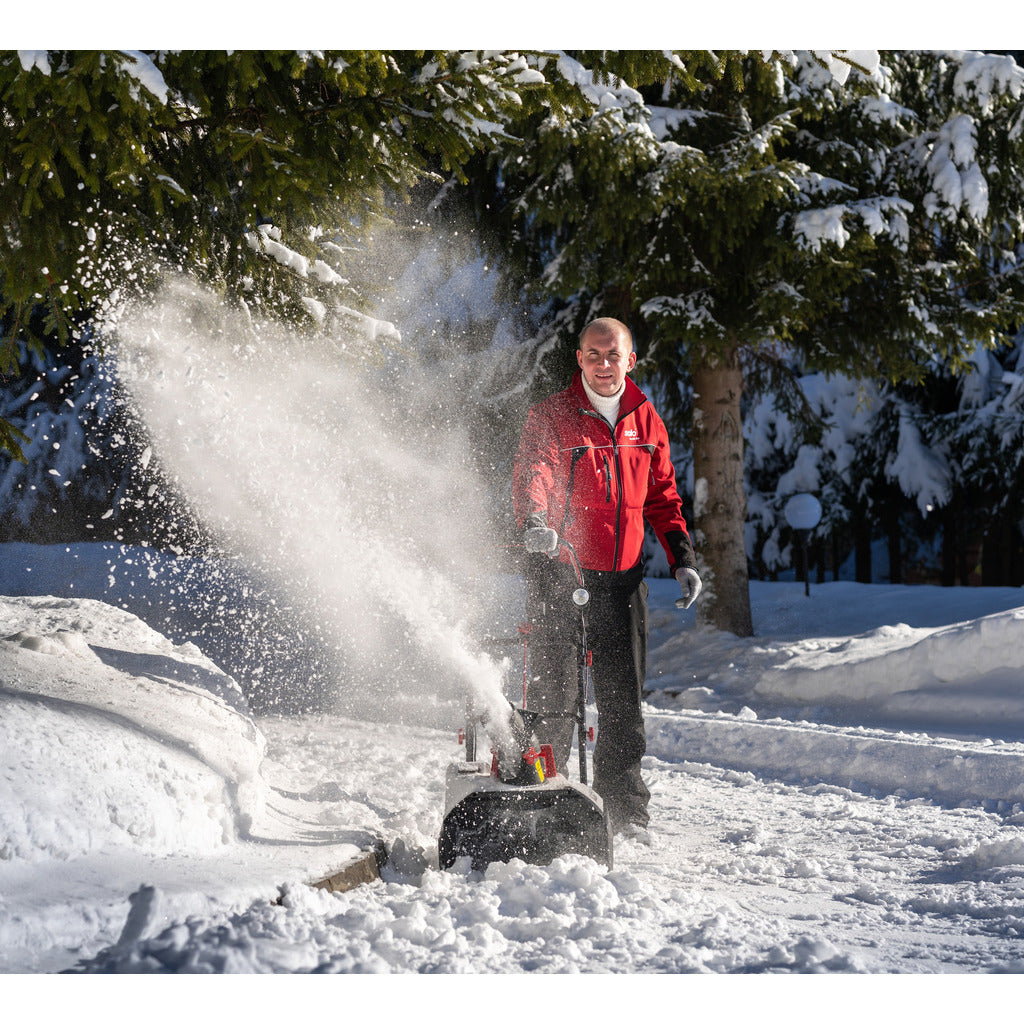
{"left": 619, "top": 444, "right": 654, "bottom": 509}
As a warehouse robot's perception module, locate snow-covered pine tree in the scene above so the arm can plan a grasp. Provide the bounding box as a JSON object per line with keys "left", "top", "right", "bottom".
{"left": 739, "top": 327, "right": 1024, "bottom": 590}
{"left": 462, "top": 50, "right": 1024, "bottom": 634}
{"left": 742, "top": 370, "right": 882, "bottom": 582}
{"left": 0, "top": 50, "right": 593, "bottom": 461}
{"left": 909, "top": 331, "right": 1024, "bottom": 585}
{"left": 739, "top": 53, "right": 1024, "bottom": 590}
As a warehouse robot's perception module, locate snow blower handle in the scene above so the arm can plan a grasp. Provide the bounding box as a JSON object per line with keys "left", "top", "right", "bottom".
{"left": 558, "top": 537, "right": 590, "bottom": 610}
{"left": 556, "top": 538, "right": 592, "bottom": 785}
{"left": 520, "top": 530, "right": 590, "bottom": 607}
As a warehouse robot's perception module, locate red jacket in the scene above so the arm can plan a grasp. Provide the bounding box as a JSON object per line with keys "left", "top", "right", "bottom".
{"left": 513, "top": 372, "right": 696, "bottom": 575}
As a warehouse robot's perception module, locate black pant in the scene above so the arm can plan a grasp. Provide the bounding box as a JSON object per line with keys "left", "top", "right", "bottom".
{"left": 524, "top": 556, "right": 650, "bottom": 829}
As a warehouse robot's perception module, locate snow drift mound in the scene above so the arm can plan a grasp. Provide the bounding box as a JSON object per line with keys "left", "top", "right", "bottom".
{"left": 0, "top": 595, "right": 267, "bottom": 862}
{"left": 753, "top": 607, "right": 1024, "bottom": 727}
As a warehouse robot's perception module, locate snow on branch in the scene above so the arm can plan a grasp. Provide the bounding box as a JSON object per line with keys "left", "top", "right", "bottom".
{"left": 811, "top": 50, "right": 881, "bottom": 85}
{"left": 15, "top": 49, "right": 170, "bottom": 103}
{"left": 921, "top": 114, "right": 989, "bottom": 222}
{"left": 793, "top": 206, "right": 850, "bottom": 251}
{"left": 118, "top": 51, "right": 170, "bottom": 105}
{"left": 334, "top": 305, "right": 402, "bottom": 346}
{"left": 793, "top": 197, "right": 914, "bottom": 252}
{"left": 244, "top": 224, "right": 348, "bottom": 287}
{"left": 766, "top": 50, "right": 881, "bottom": 86}
{"left": 552, "top": 52, "right": 647, "bottom": 120}
{"left": 640, "top": 292, "right": 725, "bottom": 337}
{"left": 950, "top": 50, "right": 1024, "bottom": 113}
{"left": 887, "top": 405, "right": 952, "bottom": 514}
{"left": 245, "top": 224, "right": 313, "bottom": 278}
{"left": 16, "top": 51, "right": 50, "bottom": 75}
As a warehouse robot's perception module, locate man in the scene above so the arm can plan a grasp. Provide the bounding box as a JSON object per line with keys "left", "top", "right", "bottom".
{"left": 512, "top": 316, "right": 701, "bottom": 834}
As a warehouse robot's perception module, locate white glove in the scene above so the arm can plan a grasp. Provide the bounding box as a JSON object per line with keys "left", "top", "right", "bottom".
{"left": 675, "top": 567, "right": 702, "bottom": 609}
{"left": 524, "top": 527, "right": 559, "bottom": 555}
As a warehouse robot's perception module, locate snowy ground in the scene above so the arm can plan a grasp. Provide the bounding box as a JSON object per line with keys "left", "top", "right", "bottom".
{"left": 4, "top": 543, "right": 1024, "bottom": 987}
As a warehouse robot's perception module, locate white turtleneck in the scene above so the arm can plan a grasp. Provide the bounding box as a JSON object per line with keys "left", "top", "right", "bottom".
{"left": 581, "top": 375, "right": 624, "bottom": 428}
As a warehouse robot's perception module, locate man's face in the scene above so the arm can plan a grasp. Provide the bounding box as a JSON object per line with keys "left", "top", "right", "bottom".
{"left": 576, "top": 328, "right": 637, "bottom": 397}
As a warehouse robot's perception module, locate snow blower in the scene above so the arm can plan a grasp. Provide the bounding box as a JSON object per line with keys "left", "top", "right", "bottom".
{"left": 438, "top": 541, "right": 613, "bottom": 871}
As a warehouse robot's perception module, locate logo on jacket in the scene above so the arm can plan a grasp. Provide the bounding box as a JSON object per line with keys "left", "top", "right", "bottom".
{"left": 624, "top": 428, "right": 638, "bottom": 439}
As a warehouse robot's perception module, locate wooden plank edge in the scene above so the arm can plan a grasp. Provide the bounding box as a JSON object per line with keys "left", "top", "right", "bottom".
{"left": 310, "top": 838, "right": 388, "bottom": 893}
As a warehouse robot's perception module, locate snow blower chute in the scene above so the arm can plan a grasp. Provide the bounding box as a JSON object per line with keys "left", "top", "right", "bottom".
{"left": 438, "top": 541, "right": 613, "bottom": 871}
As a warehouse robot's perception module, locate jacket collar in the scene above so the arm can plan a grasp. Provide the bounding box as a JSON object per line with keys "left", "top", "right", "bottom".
{"left": 570, "top": 371, "right": 647, "bottom": 421}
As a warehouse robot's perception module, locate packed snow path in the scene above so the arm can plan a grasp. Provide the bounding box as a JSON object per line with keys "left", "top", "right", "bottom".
{"left": 76, "top": 714, "right": 1024, "bottom": 974}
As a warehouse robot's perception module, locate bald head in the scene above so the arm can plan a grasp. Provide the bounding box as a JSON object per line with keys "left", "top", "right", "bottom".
{"left": 579, "top": 317, "right": 633, "bottom": 352}
{"left": 576, "top": 317, "right": 636, "bottom": 397}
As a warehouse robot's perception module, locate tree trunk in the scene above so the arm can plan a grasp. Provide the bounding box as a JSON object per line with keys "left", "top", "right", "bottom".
{"left": 981, "top": 515, "right": 1014, "bottom": 587}
{"left": 886, "top": 484, "right": 902, "bottom": 584}
{"left": 794, "top": 539, "right": 806, "bottom": 585}
{"left": 940, "top": 495, "right": 956, "bottom": 587}
{"left": 854, "top": 517, "right": 872, "bottom": 583}
{"left": 691, "top": 344, "right": 753, "bottom": 637}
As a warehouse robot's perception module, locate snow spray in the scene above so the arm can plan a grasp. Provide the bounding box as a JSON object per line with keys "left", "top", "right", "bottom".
{"left": 113, "top": 275, "right": 515, "bottom": 741}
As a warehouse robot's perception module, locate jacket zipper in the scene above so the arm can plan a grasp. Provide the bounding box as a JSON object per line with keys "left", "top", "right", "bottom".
{"left": 610, "top": 439, "right": 623, "bottom": 570}
{"left": 582, "top": 409, "right": 624, "bottom": 570}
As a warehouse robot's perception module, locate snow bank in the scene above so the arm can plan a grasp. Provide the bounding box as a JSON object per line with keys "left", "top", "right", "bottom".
{"left": 0, "top": 595, "right": 267, "bottom": 862}
{"left": 753, "top": 607, "right": 1024, "bottom": 725}
{"left": 646, "top": 711, "right": 1024, "bottom": 810}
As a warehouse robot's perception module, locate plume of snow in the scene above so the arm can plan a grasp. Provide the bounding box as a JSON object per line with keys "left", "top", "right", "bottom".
{"left": 113, "top": 276, "right": 513, "bottom": 740}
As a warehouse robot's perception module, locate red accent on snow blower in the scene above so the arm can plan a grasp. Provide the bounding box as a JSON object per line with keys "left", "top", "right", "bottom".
{"left": 586, "top": 650, "right": 593, "bottom": 666}
{"left": 490, "top": 749, "right": 500, "bottom": 777}
{"left": 587, "top": 727, "right": 595, "bottom": 742}
{"left": 458, "top": 728, "right": 465, "bottom": 745}
{"left": 540, "top": 744, "right": 557, "bottom": 778}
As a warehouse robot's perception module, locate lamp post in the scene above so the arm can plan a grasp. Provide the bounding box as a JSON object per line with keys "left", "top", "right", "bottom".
{"left": 784, "top": 493, "right": 822, "bottom": 597}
